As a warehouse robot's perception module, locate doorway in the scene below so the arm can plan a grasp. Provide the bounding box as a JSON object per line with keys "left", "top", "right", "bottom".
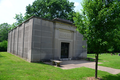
{"left": 61, "top": 42, "right": 69, "bottom": 58}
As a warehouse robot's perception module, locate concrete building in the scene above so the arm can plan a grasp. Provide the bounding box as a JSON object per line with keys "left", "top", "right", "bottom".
{"left": 7, "top": 16, "right": 87, "bottom": 62}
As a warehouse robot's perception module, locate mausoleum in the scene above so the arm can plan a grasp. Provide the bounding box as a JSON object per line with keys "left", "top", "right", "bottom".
{"left": 7, "top": 16, "right": 87, "bottom": 62}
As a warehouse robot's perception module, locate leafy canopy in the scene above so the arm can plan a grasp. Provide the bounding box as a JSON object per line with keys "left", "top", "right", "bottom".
{"left": 74, "top": 0, "right": 120, "bottom": 53}
{"left": 25, "top": 0, "right": 75, "bottom": 21}
{"left": 0, "top": 23, "right": 11, "bottom": 41}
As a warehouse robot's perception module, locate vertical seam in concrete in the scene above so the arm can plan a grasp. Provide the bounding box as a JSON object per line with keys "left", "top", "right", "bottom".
{"left": 10, "top": 31, "right": 13, "bottom": 53}
{"left": 31, "top": 18, "right": 34, "bottom": 61}
{"left": 40, "top": 19, "right": 42, "bottom": 61}
{"left": 52, "top": 22, "right": 55, "bottom": 59}
{"left": 82, "top": 34, "right": 83, "bottom": 53}
{"left": 7, "top": 32, "right": 10, "bottom": 52}
{"left": 72, "top": 25, "right": 74, "bottom": 59}
{"left": 22, "top": 23, "right": 25, "bottom": 58}
{"left": 13, "top": 29, "right": 15, "bottom": 54}
{"left": 17, "top": 27, "right": 19, "bottom": 55}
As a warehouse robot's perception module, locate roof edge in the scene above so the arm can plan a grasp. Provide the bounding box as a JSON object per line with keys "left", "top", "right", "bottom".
{"left": 9, "top": 16, "right": 75, "bottom": 32}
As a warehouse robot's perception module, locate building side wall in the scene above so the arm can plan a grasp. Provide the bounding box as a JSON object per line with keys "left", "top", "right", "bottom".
{"left": 23, "top": 19, "right": 33, "bottom": 61}
{"left": 18, "top": 24, "right": 24, "bottom": 57}
{"left": 31, "top": 18, "right": 54, "bottom": 62}
{"left": 13, "top": 28, "right": 18, "bottom": 55}
{"left": 74, "top": 31, "right": 87, "bottom": 58}
{"left": 9, "top": 31, "right": 12, "bottom": 53}
{"left": 7, "top": 19, "right": 33, "bottom": 62}
{"left": 7, "top": 32, "right": 11, "bottom": 53}
{"left": 11, "top": 30, "right": 15, "bottom": 53}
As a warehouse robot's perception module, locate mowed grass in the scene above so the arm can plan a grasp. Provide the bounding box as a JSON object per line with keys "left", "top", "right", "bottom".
{"left": 0, "top": 52, "right": 120, "bottom": 80}
{"left": 87, "top": 53, "right": 120, "bottom": 69}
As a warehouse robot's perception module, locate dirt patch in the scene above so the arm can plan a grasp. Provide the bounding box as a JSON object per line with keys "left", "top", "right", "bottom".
{"left": 86, "top": 77, "right": 102, "bottom": 80}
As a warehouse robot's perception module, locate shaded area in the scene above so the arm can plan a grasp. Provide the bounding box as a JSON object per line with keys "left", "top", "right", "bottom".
{"left": 102, "top": 74, "right": 120, "bottom": 80}
{"left": 44, "top": 60, "right": 102, "bottom": 69}
{"left": 44, "top": 60, "right": 96, "bottom": 65}
{"left": 0, "top": 54, "right": 4, "bottom": 57}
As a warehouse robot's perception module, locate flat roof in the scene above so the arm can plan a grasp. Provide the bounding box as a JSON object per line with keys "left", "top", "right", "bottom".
{"left": 9, "top": 16, "right": 74, "bottom": 32}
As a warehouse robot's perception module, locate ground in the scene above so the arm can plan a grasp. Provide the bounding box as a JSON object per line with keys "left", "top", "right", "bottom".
{"left": 0, "top": 52, "right": 120, "bottom": 80}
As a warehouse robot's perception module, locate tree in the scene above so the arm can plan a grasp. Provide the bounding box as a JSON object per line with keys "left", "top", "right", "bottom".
{"left": 25, "top": 0, "right": 75, "bottom": 21}
{"left": 0, "top": 40, "right": 8, "bottom": 51}
{"left": 0, "top": 23, "right": 11, "bottom": 41}
{"left": 14, "top": 13, "right": 24, "bottom": 25}
{"left": 11, "top": 13, "right": 28, "bottom": 29}
{"left": 73, "top": 0, "right": 120, "bottom": 78}
{"left": 12, "top": 13, "right": 26, "bottom": 28}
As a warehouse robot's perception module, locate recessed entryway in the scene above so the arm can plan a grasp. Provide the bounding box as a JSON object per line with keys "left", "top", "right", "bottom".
{"left": 61, "top": 42, "right": 69, "bottom": 58}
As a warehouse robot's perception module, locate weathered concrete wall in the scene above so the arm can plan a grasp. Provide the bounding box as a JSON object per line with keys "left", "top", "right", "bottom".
{"left": 11, "top": 30, "right": 15, "bottom": 53}
{"left": 7, "top": 32, "right": 11, "bottom": 53}
{"left": 54, "top": 22, "right": 76, "bottom": 59}
{"left": 75, "top": 31, "right": 87, "bottom": 57}
{"left": 74, "top": 31, "right": 87, "bottom": 58}
{"left": 54, "top": 21, "right": 87, "bottom": 59}
{"left": 7, "top": 17, "right": 87, "bottom": 62}
{"left": 40, "top": 19, "right": 54, "bottom": 61}
{"left": 31, "top": 18, "right": 54, "bottom": 62}
{"left": 7, "top": 18, "right": 33, "bottom": 62}
{"left": 18, "top": 24, "right": 24, "bottom": 57}
{"left": 10, "top": 31, "right": 12, "bottom": 53}
{"left": 23, "top": 19, "right": 33, "bottom": 61}
{"left": 13, "top": 27, "right": 18, "bottom": 55}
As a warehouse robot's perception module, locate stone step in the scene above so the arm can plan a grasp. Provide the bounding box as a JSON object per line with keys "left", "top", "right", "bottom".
{"left": 60, "top": 58, "right": 71, "bottom": 61}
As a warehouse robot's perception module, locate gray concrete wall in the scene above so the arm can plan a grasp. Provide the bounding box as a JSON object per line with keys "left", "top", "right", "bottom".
{"left": 7, "top": 18, "right": 33, "bottom": 62}
{"left": 7, "top": 17, "right": 87, "bottom": 62}
{"left": 18, "top": 24, "right": 24, "bottom": 57}
{"left": 54, "top": 21, "right": 87, "bottom": 59}
{"left": 54, "top": 22, "right": 76, "bottom": 59}
{"left": 11, "top": 30, "right": 14, "bottom": 53}
{"left": 31, "top": 18, "right": 54, "bottom": 62}
{"left": 7, "top": 32, "right": 11, "bottom": 53}
{"left": 13, "top": 27, "right": 18, "bottom": 55}
{"left": 10, "top": 31, "right": 12, "bottom": 53}
{"left": 75, "top": 31, "right": 87, "bottom": 58}
{"left": 23, "top": 19, "right": 33, "bottom": 61}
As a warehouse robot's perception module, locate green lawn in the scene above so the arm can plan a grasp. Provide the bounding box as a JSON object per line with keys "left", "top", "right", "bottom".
{"left": 0, "top": 52, "right": 120, "bottom": 80}
{"left": 87, "top": 53, "right": 120, "bottom": 69}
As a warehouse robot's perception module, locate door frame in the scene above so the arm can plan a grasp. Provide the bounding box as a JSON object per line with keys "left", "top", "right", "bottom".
{"left": 61, "top": 42, "right": 69, "bottom": 58}
{"left": 58, "top": 40, "right": 73, "bottom": 59}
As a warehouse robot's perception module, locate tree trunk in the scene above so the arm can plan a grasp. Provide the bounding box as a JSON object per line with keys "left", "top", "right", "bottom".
{"left": 95, "top": 53, "right": 99, "bottom": 78}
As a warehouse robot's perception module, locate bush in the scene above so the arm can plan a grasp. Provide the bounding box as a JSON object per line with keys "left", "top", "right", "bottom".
{"left": 0, "top": 40, "right": 8, "bottom": 51}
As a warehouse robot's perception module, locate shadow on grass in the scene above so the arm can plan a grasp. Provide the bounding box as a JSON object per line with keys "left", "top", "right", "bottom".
{"left": 32, "top": 62, "right": 51, "bottom": 66}
{"left": 0, "top": 54, "right": 4, "bottom": 57}
{"left": 102, "top": 74, "right": 120, "bottom": 80}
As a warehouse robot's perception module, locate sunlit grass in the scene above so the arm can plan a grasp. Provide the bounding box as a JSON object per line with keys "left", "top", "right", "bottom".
{"left": 87, "top": 53, "right": 120, "bottom": 69}
{"left": 0, "top": 52, "right": 120, "bottom": 80}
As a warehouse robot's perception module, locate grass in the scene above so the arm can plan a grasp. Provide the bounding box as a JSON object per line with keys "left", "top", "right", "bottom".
{"left": 0, "top": 52, "right": 120, "bottom": 80}
{"left": 87, "top": 53, "right": 120, "bottom": 69}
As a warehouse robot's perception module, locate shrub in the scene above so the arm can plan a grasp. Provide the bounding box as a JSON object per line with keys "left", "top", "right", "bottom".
{"left": 0, "top": 40, "right": 8, "bottom": 51}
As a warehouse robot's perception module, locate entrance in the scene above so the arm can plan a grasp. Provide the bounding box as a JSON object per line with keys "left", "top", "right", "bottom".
{"left": 61, "top": 42, "right": 69, "bottom": 58}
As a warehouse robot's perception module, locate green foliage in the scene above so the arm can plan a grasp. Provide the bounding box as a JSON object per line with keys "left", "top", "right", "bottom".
{"left": 14, "top": 13, "right": 25, "bottom": 24}
{"left": 0, "top": 23, "right": 11, "bottom": 41}
{"left": 74, "top": 0, "right": 120, "bottom": 53}
{"left": 11, "top": 13, "right": 27, "bottom": 29}
{"left": 0, "top": 40, "right": 8, "bottom": 51}
{"left": 74, "top": 0, "right": 120, "bottom": 78}
{"left": 25, "top": 0, "right": 75, "bottom": 21}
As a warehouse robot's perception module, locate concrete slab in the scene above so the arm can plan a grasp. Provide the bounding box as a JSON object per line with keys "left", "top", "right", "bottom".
{"left": 44, "top": 60, "right": 120, "bottom": 74}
